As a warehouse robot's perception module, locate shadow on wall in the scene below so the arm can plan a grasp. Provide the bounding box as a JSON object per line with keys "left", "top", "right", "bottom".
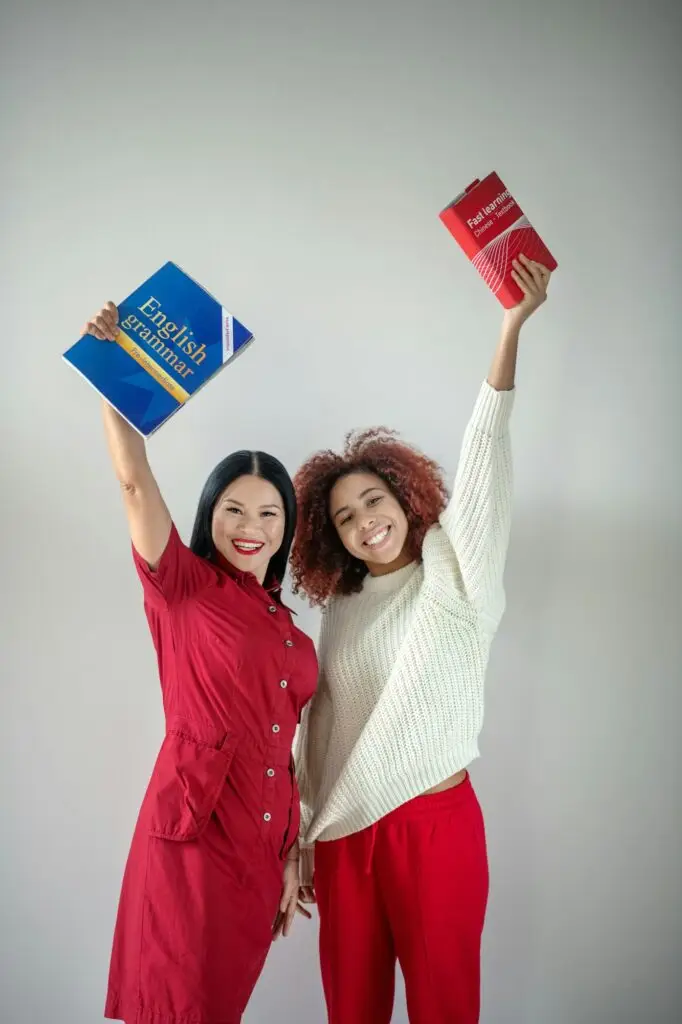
{"left": 476, "top": 506, "right": 682, "bottom": 1024}
{"left": 2, "top": 495, "right": 681, "bottom": 1024}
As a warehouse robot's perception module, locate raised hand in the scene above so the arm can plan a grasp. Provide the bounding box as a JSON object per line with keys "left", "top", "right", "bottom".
{"left": 82, "top": 301, "right": 119, "bottom": 342}
{"left": 504, "top": 253, "right": 551, "bottom": 330}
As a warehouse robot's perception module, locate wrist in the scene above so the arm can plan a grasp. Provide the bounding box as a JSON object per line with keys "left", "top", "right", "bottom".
{"left": 286, "top": 841, "right": 300, "bottom": 862}
{"left": 499, "top": 314, "right": 523, "bottom": 345}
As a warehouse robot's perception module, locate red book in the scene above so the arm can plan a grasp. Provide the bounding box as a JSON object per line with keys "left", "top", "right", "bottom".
{"left": 439, "top": 172, "right": 557, "bottom": 308}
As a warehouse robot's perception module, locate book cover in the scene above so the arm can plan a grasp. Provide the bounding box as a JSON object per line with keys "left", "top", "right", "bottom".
{"left": 63, "top": 261, "right": 254, "bottom": 437}
{"left": 439, "top": 172, "right": 557, "bottom": 308}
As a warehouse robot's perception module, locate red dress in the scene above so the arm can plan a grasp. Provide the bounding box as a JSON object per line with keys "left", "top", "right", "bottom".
{"left": 104, "top": 525, "right": 318, "bottom": 1024}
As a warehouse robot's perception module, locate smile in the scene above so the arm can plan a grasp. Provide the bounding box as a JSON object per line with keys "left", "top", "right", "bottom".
{"left": 364, "top": 526, "right": 391, "bottom": 549}
{"left": 231, "top": 539, "right": 265, "bottom": 556}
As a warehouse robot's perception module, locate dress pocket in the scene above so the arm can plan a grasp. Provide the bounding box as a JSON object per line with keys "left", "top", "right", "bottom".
{"left": 146, "top": 717, "right": 236, "bottom": 842}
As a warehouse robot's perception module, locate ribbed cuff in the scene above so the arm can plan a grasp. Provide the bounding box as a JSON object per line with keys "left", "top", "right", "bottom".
{"left": 471, "top": 380, "right": 515, "bottom": 436}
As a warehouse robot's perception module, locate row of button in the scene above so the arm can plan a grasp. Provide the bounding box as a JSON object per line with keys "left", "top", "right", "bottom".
{"left": 267, "top": 607, "right": 295, "bottom": 643}
{"left": 270, "top": 679, "right": 288, "bottom": 734}
{"left": 264, "top": 765, "right": 275, "bottom": 821}
{"left": 263, "top": 610, "right": 293, "bottom": 824}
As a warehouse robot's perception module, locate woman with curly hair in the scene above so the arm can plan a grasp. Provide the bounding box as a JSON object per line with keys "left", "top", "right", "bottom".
{"left": 291, "top": 255, "right": 552, "bottom": 1024}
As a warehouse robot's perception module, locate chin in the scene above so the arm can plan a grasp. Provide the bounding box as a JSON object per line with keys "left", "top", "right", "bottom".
{"left": 364, "top": 544, "right": 404, "bottom": 566}
{"left": 218, "top": 545, "right": 269, "bottom": 576}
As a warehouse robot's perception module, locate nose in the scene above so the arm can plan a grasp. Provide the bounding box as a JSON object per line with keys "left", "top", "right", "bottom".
{"left": 359, "top": 513, "right": 377, "bottom": 533}
{"left": 241, "top": 510, "right": 262, "bottom": 534}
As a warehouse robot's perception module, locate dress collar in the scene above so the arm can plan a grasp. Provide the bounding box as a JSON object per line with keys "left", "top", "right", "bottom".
{"left": 212, "top": 554, "right": 294, "bottom": 612}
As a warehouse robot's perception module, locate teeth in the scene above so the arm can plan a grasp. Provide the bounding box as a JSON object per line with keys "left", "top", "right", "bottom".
{"left": 366, "top": 527, "right": 389, "bottom": 547}
{"left": 234, "top": 542, "right": 262, "bottom": 550}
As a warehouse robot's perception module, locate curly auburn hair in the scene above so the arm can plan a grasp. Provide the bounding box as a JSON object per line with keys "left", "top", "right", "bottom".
{"left": 291, "top": 427, "right": 449, "bottom": 606}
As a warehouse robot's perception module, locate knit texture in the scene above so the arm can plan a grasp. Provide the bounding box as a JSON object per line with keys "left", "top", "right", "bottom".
{"left": 295, "top": 381, "right": 515, "bottom": 844}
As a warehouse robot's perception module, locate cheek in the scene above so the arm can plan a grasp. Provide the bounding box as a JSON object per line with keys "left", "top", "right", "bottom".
{"left": 397, "top": 516, "right": 410, "bottom": 546}
{"left": 389, "top": 505, "right": 409, "bottom": 540}
{"left": 337, "top": 526, "right": 360, "bottom": 556}
{"left": 210, "top": 513, "right": 222, "bottom": 541}
{"left": 268, "top": 520, "right": 286, "bottom": 548}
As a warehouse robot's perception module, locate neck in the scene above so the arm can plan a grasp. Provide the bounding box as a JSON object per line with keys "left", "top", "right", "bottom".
{"left": 366, "top": 548, "right": 415, "bottom": 577}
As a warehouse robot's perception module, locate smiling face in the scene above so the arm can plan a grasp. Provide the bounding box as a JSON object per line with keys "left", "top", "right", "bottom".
{"left": 211, "top": 474, "right": 286, "bottom": 584}
{"left": 329, "top": 471, "right": 413, "bottom": 576}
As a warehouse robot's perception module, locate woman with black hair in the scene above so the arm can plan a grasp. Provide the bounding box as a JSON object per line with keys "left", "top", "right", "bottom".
{"left": 83, "top": 302, "right": 318, "bottom": 1024}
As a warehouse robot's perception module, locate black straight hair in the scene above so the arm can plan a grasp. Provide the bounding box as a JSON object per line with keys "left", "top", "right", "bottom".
{"left": 189, "top": 451, "right": 297, "bottom": 591}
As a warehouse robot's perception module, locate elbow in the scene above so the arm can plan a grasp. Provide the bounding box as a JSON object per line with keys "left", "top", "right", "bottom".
{"left": 119, "top": 478, "right": 136, "bottom": 496}
{"left": 116, "top": 461, "right": 152, "bottom": 496}
{"left": 118, "top": 475, "right": 145, "bottom": 500}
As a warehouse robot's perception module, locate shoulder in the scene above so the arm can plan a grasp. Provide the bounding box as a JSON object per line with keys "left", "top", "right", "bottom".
{"left": 324, "top": 590, "right": 361, "bottom": 616}
{"left": 422, "top": 522, "right": 454, "bottom": 562}
{"left": 319, "top": 590, "right": 363, "bottom": 644}
{"left": 421, "top": 524, "right": 468, "bottom": 603}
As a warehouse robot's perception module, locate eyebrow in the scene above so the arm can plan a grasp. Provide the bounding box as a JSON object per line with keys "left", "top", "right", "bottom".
{"left": 223, "top": 497, "right": 283, "bottom": 510}
{"left": 332, "top": 487, "right": 384, "bottom": 520}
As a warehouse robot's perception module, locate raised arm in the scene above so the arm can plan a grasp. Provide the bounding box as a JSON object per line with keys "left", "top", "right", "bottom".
{"left": 440, "top": 255, "right": 551, "bottom": 623}
{"left": 487, "top": 254, "right": 551, "bottom": 391}
{"left": 85, "top": 303, "right": 171, "bottom": 568}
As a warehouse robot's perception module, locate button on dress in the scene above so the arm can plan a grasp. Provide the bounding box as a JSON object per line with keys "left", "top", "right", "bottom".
{"left": 104, "top": 525, "right": 318, "bottom": 1024}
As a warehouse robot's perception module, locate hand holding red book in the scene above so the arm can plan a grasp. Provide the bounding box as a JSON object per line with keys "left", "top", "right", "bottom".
{"left": 439, "top": 172, "right": 557, "bottom": 308}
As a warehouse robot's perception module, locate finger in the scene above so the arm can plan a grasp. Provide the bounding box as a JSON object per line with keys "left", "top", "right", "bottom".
{"left": 280, "top": 875, "right": 300, "bottom": 913}
{"left": 106, "top": 305, "right": 120, "bottom": 335}
{"left": 512, "top": 258, "right": 535, "bottom": 293}
{"left": 280, "top": 889, "right": 292, "bottom": 914}
{"left": 510, "top": 268, "right": 531, "bottom": 297}
{"left": 92, "top": 313, "right": 116, "bottom": 340}
{"left": 282, "top": 899, "right": 297, "bottom": 938}
{"left": 538, "top": 264, "right": 551, "bottom": 289}
{"left": 285, "top": 897, "right": 311, "bottom": 936}
{"left": 272, "top": 910, "right": 284, "bottom": 940}
{"left": 519, "top": 255, "right": 547, "bottom": 291}
{"left": 85, "top": 320, "right": 110, "bottom": 341}
{"left": 100, "top": 307, "right": 119, "bottom": 339}
{"left": 521, "top": 256, "right": 549, "bottom": 277}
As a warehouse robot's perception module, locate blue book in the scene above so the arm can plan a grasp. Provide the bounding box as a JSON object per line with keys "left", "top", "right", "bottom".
{"left": 63, "top": 261, "right": 254, "bottom": 437}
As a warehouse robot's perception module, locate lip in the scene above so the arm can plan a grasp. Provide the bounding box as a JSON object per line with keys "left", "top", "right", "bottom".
{"left": 363, "top": 524, "right": 392, "bottom": 552}
{"left": 231, "top": 539, "right": 265, "bottom": 556}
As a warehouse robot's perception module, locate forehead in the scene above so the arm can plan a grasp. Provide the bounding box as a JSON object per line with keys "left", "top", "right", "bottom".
{"left": 330, "top": 472, "right": 386, "bottom": 509}
{"left": 219, "top": 474, "right": 283, "bottom": 506}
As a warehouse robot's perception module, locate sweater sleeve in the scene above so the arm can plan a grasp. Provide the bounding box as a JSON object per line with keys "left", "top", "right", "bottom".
{"left": 294, "top": 611, "right": 334, "bottom": 844}
{"left": 438, "top": 381, "right": 515, "bottom": 625}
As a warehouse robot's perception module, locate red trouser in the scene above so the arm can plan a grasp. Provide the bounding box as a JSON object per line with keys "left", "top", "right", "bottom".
{"left": 314, "top": 776, "right": 489, "bottom": 1024}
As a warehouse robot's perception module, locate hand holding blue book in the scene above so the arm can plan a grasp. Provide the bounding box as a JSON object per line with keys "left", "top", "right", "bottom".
{"left": 63, "top": 262, "right": 254, "bottom": 437}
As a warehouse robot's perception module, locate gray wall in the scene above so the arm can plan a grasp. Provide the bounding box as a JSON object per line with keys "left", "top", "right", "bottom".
{"left": 2, "top": 1, "right": 681, "bottom": 1021}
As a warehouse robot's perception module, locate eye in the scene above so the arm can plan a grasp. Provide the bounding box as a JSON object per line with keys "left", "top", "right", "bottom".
{"left": 338, "top": 512, "right": 352, "bottom": 527}
{"left": 225, "top": 505, "right": 242, "bottom": 515}
{"left": 261, "top": 510, "right": 278, "bottom": 518}
{"left": 367, "top": 495, "right": 383, "bottom": 507}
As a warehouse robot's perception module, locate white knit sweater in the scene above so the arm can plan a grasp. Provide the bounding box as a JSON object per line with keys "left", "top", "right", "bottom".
{"left": 295, "top": 381, "right": 515, "bottom": 844}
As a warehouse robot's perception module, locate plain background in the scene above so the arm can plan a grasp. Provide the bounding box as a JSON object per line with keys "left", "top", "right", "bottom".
{"left": 2, "top": 1, "right": 681, "bottom": 1021}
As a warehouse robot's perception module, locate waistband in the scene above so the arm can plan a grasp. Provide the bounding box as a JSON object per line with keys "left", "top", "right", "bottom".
{"left": 380, "top": 773, "right": 475, "bottom": 825}
{"left": 360, "top": 774, "right": 476, "bottom": 874}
